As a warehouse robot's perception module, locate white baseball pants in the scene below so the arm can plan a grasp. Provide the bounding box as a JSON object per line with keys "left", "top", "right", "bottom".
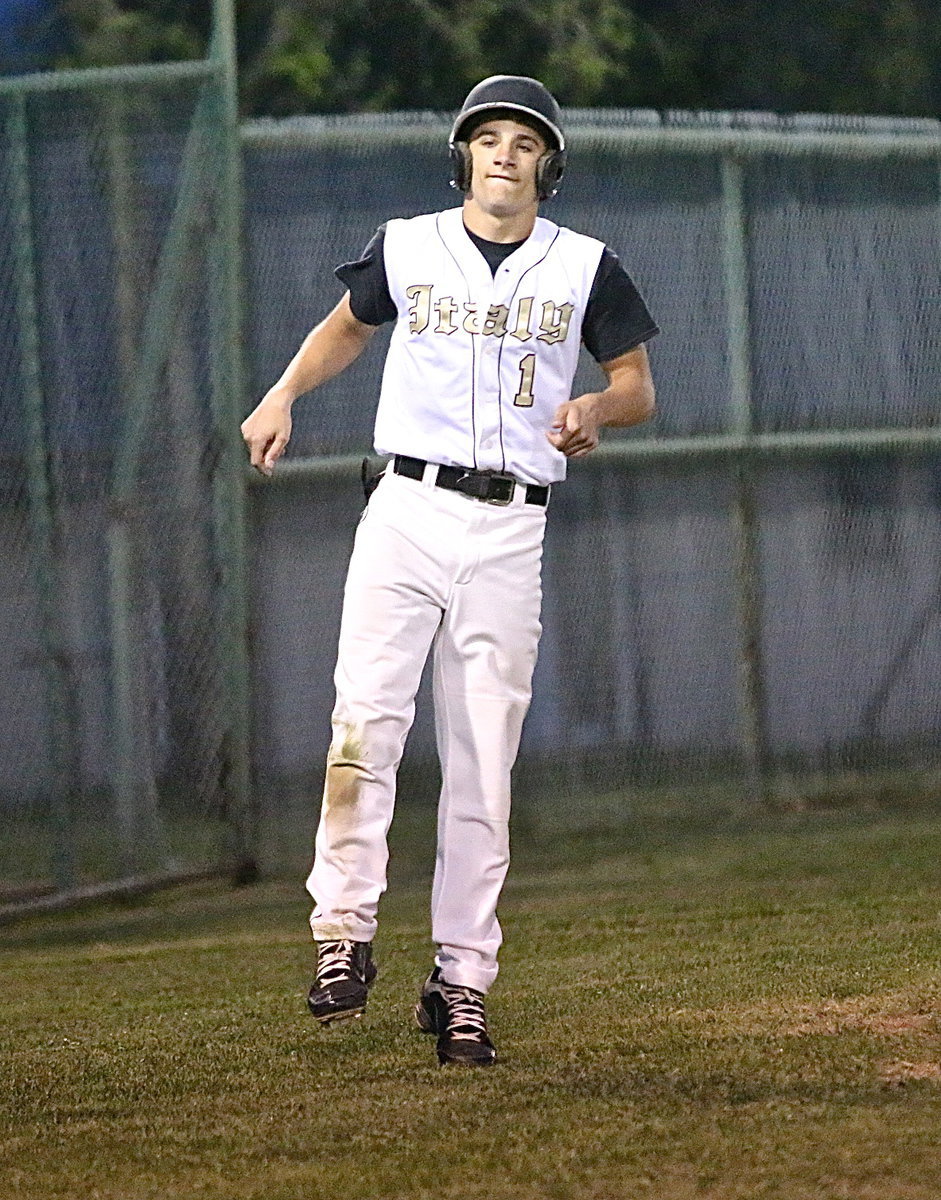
{"left": 306, "top": 465, "right": 546, "bottom": 993}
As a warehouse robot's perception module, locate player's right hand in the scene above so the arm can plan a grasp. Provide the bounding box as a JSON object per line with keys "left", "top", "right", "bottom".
{"left": 241, "top": 394, "right": 293, "bottom": 476}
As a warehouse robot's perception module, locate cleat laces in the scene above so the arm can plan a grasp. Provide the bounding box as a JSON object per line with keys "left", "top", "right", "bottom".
{"left": 316, "top": 940, "right": 358, "bottom": 986}
{"left": 438, "top": 981, "right": 489, "bottom": 1041}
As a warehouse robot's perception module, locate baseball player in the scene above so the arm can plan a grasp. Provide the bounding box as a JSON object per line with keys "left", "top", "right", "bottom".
{"left": 241, "top": 75, "right": 658, "bottom": 1067}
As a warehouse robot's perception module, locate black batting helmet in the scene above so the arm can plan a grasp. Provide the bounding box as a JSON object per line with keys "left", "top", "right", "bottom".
{"left": 448, "top": 75, "right": 567, "bottom": 201}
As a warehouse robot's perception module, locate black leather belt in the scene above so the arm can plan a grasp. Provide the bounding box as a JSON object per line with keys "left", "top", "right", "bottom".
{"left": 393, "top": 455, "right": 549, "bottom": 507}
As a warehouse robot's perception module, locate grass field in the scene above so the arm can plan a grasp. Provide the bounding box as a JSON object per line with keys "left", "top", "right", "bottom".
{"left": 3, "top": 801, "right": 941, "bottom": 1199}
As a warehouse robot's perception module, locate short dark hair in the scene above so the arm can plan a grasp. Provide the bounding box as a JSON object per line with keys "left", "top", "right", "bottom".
{"left": 461, "top": 108, "right": 555, "bottom": 150}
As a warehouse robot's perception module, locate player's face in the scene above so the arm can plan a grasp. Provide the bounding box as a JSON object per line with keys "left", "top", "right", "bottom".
{"left": 467, "top": 119, "right": 547, "bottom": 216}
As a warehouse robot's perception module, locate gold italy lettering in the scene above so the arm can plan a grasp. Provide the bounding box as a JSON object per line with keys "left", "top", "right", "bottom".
{"left": 463, "top": 303, "right": 483, "bottom": 335}
{"left": 406, "top": 284, "right": 432, "bottom": 334}
{"left": 537, "top": 301, "right": 575, "bottom": 345}
{"left": 510, "top": 296, "right": 534, "bottom": 342}
{"left": 482, "top": 305, "right": 509, "bottom": 338}
{"left": 434, "top": 295, "right": 459, "bottom": 335}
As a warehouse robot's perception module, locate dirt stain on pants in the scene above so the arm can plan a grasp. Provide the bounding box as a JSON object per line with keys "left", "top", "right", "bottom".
{"left": 322, "top": 726, "right": 372, "bottom": 836}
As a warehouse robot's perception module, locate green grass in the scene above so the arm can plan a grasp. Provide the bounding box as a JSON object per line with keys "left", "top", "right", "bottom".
{"left": 3, "top": 804, "right": 941, "bottom": 1199}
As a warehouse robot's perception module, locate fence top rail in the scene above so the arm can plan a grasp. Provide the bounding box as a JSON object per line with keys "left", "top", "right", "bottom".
{"left": 248, "top": 425, "right": 941, "bottom": 487}
{"left": 0, "top": 58, "right": 217, "bottom": 97}
{"left": 242, "top": 109, "right": 941, "bottom": 159}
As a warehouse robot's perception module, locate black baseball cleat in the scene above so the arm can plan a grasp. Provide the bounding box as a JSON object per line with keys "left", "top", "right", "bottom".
{"left": 415, "top": 966, "right": 497, "bottom": 1066}
{"left": 307, "top": 939, "right": 377, "bottom": 1024}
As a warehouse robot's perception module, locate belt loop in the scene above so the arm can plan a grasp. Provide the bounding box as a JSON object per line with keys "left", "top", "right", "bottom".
{"left": 421, "top": 461, "right": 438, "bottom": 487}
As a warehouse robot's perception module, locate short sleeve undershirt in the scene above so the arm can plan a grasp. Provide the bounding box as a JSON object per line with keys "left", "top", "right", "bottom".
{"left": 335, "top": 222, "right": 659, "bottom": 364}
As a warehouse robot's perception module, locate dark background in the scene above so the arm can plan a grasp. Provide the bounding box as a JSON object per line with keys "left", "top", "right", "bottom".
{"left": 3, "top": 1, "right": 941, "bottom": 120}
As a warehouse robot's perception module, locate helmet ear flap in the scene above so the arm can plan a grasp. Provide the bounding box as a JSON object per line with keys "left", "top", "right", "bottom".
{"left": 536, "top": 149, "right": 567, "bottom": 201}
{"left": 449, "top": 142, "right": 472, "bottom": 191}
{"left": 450, "top": 141, "right": 566, "bottom": 199}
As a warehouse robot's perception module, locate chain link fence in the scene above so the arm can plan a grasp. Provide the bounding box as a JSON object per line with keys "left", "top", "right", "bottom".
{"left": 242, "top": 111, "right": 941, "bottom": 861}
{"left": 0, "top": 29, "right": 253, "bottom": 913}
{"left": 3, "top": 89, "right": 940, "bottom": 904}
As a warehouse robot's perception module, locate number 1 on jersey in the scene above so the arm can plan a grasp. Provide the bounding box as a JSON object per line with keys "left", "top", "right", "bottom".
{"left": 514, "top": 353, "right": 536, "bottom": 407}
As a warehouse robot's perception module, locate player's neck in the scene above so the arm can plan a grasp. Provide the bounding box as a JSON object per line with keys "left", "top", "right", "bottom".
{"left": 461, "top": 197, "right": 538, "bottom": 244}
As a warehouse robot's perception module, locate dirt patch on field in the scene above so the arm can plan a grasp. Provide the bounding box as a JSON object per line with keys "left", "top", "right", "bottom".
{"left": 879, "top": 1059, "right": 941, "bottom": 1086}
{"left": 671, "top": 994, "right": 941, "bottom": 1041}
{"left": 781, "top": 1000, "right": 937, "bottom": 1037}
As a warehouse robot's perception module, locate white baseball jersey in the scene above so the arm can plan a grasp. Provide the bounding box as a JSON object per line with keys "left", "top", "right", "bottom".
{"left": 309, "top": 201, "right": 656, "bottom": 998}
{"left": 374, "top": 207, "right": 605, "bottom": 487}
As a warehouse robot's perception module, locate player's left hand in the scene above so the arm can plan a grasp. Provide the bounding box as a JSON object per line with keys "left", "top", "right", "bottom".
{"left": 547, "top": 395, "right": 602, "bottom": 458}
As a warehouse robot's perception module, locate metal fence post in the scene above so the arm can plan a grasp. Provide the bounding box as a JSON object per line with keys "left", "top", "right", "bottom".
{"left": 106, "top": 82, "right": 217, "bottom": 877}
{"left": 6, "top": 94, "right": 79, "bottom": 889}
{"left": 209, "top": 0, "right": 258, "bottom": 881}
{"left": 105, "top": 515, "right": 161, "bottom": 877}
{"left": 720, "top": 153, "right": 771, "bottom": 804}
{"left": 100, "top": 88, "right": 140, "bottom": 409}
{"left": 99, "top": 88, "right": 165, "bottom": 877}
